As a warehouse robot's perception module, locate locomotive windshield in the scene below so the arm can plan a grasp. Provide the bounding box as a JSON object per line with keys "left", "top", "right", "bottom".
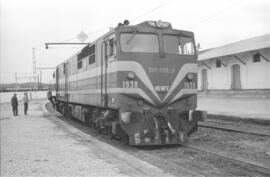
{"left": 120, "top": 33, "right": 158, "bottom": 53}
{"left": 163, "top": 35, "right": 195, "bottom": 55}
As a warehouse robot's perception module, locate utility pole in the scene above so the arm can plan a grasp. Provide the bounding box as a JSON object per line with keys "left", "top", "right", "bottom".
{"left": 40, "top": 70, "right": 42, "bottom": 90}
{"left": 37, "top": 73, "right": 39, "bottom": 90}
{"left": 15, "top": 72, "right": 18, "bottom": 91}
{"left": 15, "top": 72, "right": 18, "bottom": 83}
{"left": 32, "top": 48, "right": 37, "bottom": 90}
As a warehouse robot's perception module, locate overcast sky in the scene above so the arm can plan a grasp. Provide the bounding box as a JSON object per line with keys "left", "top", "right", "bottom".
{"left": 1, "top": 0, "right": 269, "bottom": 84}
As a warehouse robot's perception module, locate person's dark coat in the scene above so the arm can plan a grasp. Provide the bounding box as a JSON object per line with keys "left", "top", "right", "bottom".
{"left": 11, "top": 96, "right": 18, "bottom": 107}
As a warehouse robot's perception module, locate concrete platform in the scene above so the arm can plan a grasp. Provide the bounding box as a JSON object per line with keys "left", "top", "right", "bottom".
{"left": 0, "top": 100, "right": 174, "bottom": 177}
{"left": 197, "top": 95, "right": 270, "bottom": 120}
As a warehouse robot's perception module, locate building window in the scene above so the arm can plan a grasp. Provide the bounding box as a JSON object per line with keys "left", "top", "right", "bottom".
{"left": 253, "top": 53, "right": 260, "bottom": 63}
{"left": 216, "top": 60, "right": 221, "bottom": 68}
{"left": 89, "top": 45, "right": 95, "bottom": 64}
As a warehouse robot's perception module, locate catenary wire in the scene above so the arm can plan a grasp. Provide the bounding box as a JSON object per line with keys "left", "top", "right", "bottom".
{"left": 54, "top": 0, "right": 173, "bottom": 43}
{"left": 187, "top": 0, "right": 244, "bottom": 29}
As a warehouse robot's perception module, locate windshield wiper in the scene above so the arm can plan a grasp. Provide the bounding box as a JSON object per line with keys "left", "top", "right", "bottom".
{"left": 126, "top": 30, "right": 138, "bottom": 44}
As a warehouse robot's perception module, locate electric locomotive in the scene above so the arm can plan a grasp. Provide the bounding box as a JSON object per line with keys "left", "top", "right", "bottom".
{"left": 54, "top": 20, "right": 206, "bottom": 145}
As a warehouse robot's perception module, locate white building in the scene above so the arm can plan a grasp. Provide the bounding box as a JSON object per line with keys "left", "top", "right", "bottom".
{"left": 198, "top": 34, "right": 270, "bottom": 92}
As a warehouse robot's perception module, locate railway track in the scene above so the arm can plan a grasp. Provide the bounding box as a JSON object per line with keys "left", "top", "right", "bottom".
{"left": 199, "top": 121, "right": 270, "bottom": 137}
{"left": 49, "top": 111, "right": 205, "bottom": 177}
{"left": 59, "top": 113, "right": 270, "bottom": 175}
{"left": 45, "top": 104, "right": 270, "bottom": 176}
{"left": 179, "top": 143, "right": 270, "bottom": 171}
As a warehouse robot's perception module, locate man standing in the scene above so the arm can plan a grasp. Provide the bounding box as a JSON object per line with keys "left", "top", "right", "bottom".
{"left": 11, "top": 93, "right": 18, "bottom": 116}
{"left": 47, "top": 89, "right": 55, "bottom": 108}
{"left": 23, "top": 92, "right": 29, "bottom": 115}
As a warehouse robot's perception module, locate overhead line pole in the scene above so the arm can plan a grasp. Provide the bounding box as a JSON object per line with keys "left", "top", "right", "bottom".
{"left": 45, "top": 43, "right": 91, "bottom": 49}
{"left": 32, "top": 48, "right": 37, "bottom": 90}
{"left": 36, "top": 67, "right": 55, "bottom": 69}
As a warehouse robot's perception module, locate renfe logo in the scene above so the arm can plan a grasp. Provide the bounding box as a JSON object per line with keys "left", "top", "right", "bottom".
{"left": 155, "top": 86, "right": 169, "bottom": 92}
{"left": 149, "top": 67, "right": 175, "bottom": 73}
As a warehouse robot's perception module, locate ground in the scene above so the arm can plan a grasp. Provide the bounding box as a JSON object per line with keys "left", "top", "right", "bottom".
{"left": 1, "top": 99, "right": 270, "bottom": 177}
{"left": 0, "top": 100, "right": 173, "bottom": 177}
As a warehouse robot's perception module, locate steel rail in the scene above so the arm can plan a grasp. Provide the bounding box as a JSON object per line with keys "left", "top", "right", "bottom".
{"left": 179, "top": 143, "right": 270, "bottom": 171}
{"left": 198, "top": 122, "right": 270, "bottom": 137}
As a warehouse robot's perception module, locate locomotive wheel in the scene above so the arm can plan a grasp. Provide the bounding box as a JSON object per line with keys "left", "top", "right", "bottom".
{"left": 88, "top": 119, "right": 93, "bottom": 128}
{"left": 179, "top": 130, "right": 188, "bottom": 143}
{"left": 96, "top": 127, "right": 101, "bottom": 134}
{"left": 93, "top": 122, "right": 101, "bottom": 134}
{"left": 107, "top": 126, "right": 114, "bottom": 139}
{"left": 120, "top": 133, "right": 129, "bottom": 145}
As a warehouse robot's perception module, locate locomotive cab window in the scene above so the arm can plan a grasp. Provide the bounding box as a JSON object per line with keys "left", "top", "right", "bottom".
{"left": 120, "top": 33, "right": 158, "bottom": 53}
{"left": 163, "top": 35, "right": 195, "bottom": 55}
{"left": 78, "top": 44, "right": 95, "bottom": 69}
{"left": 106, "top": 38, "right": 115, "bottom": 56}
{"left": 77, "top": 58, "right": 82, "bottom": 69}
{"left": 89, "top": 44, "right": 95, "bottom": 65}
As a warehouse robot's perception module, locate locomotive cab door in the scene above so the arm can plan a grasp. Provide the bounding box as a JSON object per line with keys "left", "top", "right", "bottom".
{"left": 55, "top": 68, "right": 59, "bottom": 101}
{"left": 64, "top": 62, "right": 68, "bottom": 102}
{"left": 101, "top": 35, "right": 115, "bottom": 108}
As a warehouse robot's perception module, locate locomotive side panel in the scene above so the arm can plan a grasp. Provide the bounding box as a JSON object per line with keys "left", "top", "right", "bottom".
{"left": 59, "top": 36, "right": 116, "bottom": 107}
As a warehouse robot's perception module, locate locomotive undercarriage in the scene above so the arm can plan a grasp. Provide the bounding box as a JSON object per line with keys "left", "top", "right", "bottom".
{"left": 56, "top": 101, "right": 129, "bottom": 143}
{"left": 120, "top": 108, "right": 205, "bottom": 145}
{"left": 56, "top": 100, "right": 205, "bottom": 146}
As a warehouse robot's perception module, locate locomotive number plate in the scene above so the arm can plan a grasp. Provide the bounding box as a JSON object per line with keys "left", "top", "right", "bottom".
{"left": 122, "top": 81, "right": 138, "bottom": 88}
{"left": 184, "top": 82, "right": 196, "bottom": 89}
{"left": 155, "top": 86, "right": 169, "bottom": 92}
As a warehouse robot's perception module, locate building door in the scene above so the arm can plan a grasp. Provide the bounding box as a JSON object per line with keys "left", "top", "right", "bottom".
{"left": 201, "top": 69, "right": 208, "bottom": 91}
{"left": 231, "top": 64, "right": 241, "bottom": 89}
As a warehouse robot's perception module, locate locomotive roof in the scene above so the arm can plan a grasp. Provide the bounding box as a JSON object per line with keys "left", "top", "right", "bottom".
{"left": 56, "top": 21, "right": 194, "bottom": 67}
{"left": 198, "top": 34, "right": 270, "bottom": 61}
{"left": 117, "top": 21, "right": 194, "bottom": 36}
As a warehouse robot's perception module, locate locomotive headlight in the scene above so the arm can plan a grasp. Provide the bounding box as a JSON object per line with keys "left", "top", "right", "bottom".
{"left": 127, "top": 71, "right": 136, "bottom": 80}
{"left": 137, "top": 99, "right": 144, "bottom": 106}
{"left": 156, "top": 20, "right": 170, "bottom": 28}
{"left": 186, "top": 73, "right": 195, "bottom": 81}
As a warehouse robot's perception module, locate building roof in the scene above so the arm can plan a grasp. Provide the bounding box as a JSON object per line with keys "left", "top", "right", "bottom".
{"left": 198, "top": 34, "right": 270, "bottom": 61}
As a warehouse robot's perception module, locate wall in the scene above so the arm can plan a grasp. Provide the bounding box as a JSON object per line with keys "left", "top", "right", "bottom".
{"left": 198, "top": 48, "right": 270, "bottom": 90}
